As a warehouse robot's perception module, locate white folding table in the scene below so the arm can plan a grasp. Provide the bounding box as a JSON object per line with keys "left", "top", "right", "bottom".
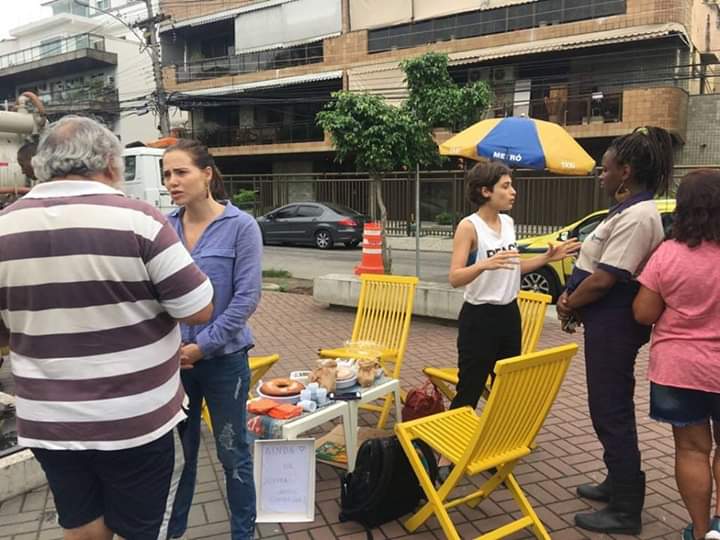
{"left": 344, "top": 377, "right": 403, "bottom": 471}
{"left": 278, "top": 400, "right": 356, "bottom": 469}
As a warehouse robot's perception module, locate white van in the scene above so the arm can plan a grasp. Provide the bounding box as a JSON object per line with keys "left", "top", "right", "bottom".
{"left": 122, "top": 146, "right": 174, "bottom": 214}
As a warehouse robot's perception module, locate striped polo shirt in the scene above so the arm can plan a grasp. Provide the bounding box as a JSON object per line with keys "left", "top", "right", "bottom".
{"left": 0, "top": 180, "right": 213, "bottom": 451}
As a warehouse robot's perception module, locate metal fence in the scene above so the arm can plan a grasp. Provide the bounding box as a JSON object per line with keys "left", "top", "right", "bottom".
{"left": 223, "top": 170, "right": 607, "bottom": 238}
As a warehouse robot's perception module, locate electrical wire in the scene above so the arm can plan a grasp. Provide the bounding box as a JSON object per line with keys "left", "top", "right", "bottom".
{"left": 9, "top": 0, "right": 718, "bottom": 127}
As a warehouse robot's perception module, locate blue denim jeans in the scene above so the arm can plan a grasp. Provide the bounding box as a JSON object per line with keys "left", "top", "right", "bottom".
{"left": 168, "top": 349, "right": 256, "bottom": 540}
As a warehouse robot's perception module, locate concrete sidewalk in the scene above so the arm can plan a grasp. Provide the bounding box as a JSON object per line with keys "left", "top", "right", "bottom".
{"left": 387, "top": 236, "right": 453, "bottom": 253}
{"left": 0, "top": 291, "right": 683, "bottom": 540}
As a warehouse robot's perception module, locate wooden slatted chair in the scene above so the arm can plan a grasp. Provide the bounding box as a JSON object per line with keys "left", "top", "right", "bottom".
{"left": 395, "top": 343, "right": 578, "bottom": 540}
{"left": 319, "top": 274, "right": 419, "bottom": 428}
{"left": 422, "top": 290, "right": 552, "bottom": 402}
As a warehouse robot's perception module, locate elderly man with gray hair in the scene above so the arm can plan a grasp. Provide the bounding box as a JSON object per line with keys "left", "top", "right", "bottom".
{"left": 0, "top": 116, "right": 214, "bottom": 540}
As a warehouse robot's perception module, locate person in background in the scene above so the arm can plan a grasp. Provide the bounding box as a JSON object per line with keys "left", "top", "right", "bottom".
{"left": 634, "top": 169, "right": 720, "bottom": 540}
{"left": 0, "top": 116, "right": 213, "bottom": 540}
{"left": 448, "top": 159, "right": 579, "bottom": 411}
{"left": 558, "top": 126, "right": 675, "bottom": 535}
{"left": 164, "top": 139, "right": 262, "bottom": 540}
{"left": 17, "top": 141, "right": 37, "bottom": 185}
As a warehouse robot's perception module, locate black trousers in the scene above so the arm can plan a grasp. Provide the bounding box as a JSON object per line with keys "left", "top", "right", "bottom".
{"left": 581, "top": 304, "right": 651, "bottom": 480}
{"left": 450, "top": 300, "right": 521, "bottom": 410}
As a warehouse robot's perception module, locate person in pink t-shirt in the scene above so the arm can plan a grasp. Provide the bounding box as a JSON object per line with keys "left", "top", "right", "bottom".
{"left": 634, "top": 169, "right": 720, "bottom": 540}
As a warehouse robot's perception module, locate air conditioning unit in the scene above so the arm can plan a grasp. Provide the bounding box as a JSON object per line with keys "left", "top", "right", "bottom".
{"left": 469, "top": 66, "right": 516, "bottom": 85}
{"left": 492, "top": 66, "right": 516, "bottom": 83}
{"left": 468, "top": 68, "right": 491, "bottom": 82}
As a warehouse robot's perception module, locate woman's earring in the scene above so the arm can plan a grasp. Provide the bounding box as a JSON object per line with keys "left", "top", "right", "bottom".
{"left": 205, "top": 183, "right": 210, "bottom": 198}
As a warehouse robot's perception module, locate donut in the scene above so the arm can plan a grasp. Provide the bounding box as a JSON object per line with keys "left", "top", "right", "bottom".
{"left": 260, "top": 377, "right": 305, "bottom": 397}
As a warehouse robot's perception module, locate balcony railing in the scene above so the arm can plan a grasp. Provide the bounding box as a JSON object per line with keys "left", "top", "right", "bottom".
{"left": 0, "top": 34, "right": 106, "bottom": 70}
{"left": 190, "top": 122, "right": 325, "bottom": 147}
{"left": 42, "top": 85, "right": 118, "bottom": 106}
{"left": 525, "top": 93, "right": 623, "bottom": 126}
{"left": 176, "top": 41, "right": 323, "bottom": 83}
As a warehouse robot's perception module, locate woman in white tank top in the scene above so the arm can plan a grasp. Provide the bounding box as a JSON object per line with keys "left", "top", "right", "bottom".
{"left": 447, "top": 160, "right": 579, "bottom": 411}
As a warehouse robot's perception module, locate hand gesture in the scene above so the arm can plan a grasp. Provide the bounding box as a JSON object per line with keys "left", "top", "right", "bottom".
{"left": 556, "top": 291, "right": 573, "bottom": 320}
{"left": 481, "top": 250, "right": 520, "bottom": 270}
{"left": 545, "top": 239, "right": 581, "bottom": 262}
{"left": 180, "top": 343, "right": 203, "bottom": 370}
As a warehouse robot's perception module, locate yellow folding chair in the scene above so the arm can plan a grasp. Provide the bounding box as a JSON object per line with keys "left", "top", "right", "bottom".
{"left": 319, "top": 274, "right": 419, "bottom": 429}
{"left": 395, "top": 343, "right": 577, "bottom": 540}
{"left": 422, "top": 290, "right": 552, "bottom": 402}
{"left": 200, "top": 354, "right": 280, "bottom": 431}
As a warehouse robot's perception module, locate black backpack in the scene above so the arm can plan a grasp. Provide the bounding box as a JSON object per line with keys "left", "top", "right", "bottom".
{"left": 339, "top": 435, "right": 439, "bottom": 537}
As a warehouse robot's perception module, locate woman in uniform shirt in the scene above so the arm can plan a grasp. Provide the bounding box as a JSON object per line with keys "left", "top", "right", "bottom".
{"left": 557, "top": 126, "right": 674, "bottom": 535}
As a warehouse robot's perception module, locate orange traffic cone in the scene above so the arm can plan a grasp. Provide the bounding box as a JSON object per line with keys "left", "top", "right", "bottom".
{"left": 354, "top": 222, "right": 384, "bottom": 275}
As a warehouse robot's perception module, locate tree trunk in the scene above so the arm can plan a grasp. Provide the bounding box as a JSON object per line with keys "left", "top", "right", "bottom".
{"left": 372, "top": 175, "right": 392, "bottom": 273}
{"left": 373, "top": 176, "right": 387, "bottom": 225}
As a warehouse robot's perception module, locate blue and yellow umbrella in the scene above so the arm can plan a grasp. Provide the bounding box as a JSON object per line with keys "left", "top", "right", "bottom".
{"left": 438, "top": 116, "right": 595, "bottom": 175}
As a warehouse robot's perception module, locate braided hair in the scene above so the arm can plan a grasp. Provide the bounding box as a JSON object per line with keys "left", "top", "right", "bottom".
{"left": 607, "top": 126, "right": 674, "bottom": 195}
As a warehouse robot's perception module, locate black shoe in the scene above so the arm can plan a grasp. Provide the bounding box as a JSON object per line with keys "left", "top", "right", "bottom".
{"left": 575, "top": 471, "right": 645, "bottom": 535}
{"left": 577, "top": 476, "right": 611, "bottom": 502}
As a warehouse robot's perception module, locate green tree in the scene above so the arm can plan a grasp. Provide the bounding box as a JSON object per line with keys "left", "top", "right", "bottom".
{"left": 316, "top": 91, "right": 436, "bottom": 224}
{"left": 316, "top": 53, "right": 492, "bottom": 270}
{"left": 401, "top": 52, "right": 492, "bottom": 131}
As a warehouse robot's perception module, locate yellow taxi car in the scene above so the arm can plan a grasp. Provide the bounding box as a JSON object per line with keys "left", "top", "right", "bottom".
{"left": 518, "top": 199, "right": 675, "bottom": 301}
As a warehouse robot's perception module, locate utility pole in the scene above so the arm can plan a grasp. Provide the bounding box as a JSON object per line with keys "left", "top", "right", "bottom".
{"left": 134, "top": 1, "right": 171, "bottom": 135}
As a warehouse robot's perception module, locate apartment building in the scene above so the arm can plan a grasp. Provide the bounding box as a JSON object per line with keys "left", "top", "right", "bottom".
{"left": 160, "top": 0, "right": 720, "bottom": 175}
{"left": 0, "top": 0, "right": 165, "bottom": 143}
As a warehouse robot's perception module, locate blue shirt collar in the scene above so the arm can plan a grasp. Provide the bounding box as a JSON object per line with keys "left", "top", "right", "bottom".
{"left": 169, "top": 201, "right": 240, "bottom": 221}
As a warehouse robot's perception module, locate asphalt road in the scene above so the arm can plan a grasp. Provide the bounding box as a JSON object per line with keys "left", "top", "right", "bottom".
{"left": 262, "top": 244, "right": 452, "bottom": 282}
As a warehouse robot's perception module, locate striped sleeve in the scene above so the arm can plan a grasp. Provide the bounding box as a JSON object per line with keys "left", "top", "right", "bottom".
{"left": 144, "top": 221, "right": 213, "bottom": 319}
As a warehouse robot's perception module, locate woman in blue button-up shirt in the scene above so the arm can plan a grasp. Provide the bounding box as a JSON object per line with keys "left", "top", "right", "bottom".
{"left": 162, "top": 139, "right": 262, "bottom": 540}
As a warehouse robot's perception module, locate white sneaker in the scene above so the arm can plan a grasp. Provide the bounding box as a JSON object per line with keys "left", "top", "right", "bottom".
{"left": 705, "top": 516, "right": 720, "bottom": 540}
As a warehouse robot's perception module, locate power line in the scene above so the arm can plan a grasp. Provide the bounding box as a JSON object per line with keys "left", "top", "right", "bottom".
{"left": 132, "top": 0, "right": 172, "bottom": 134}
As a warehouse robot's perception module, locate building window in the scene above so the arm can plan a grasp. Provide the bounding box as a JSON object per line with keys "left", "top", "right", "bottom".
{"left": 50, "top": 0, "right": 90, "bottom": 16}
{"left": 200, "top": 35, "right": 233, "bottom": 59}
{"left": 97, "top": 0, "right": 111, "bottom": 11}
{"left": 178, "top": 40, "right": 324, "bottom": 83}
{"left": 367, "top": 0, "right": 626, "bottom": 53}
{"left": 124, "top": 156, "right": 136, "bottom": 182}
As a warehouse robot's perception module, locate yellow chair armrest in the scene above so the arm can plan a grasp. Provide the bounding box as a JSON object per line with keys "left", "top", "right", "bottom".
{"left": 422, "top": 366, "right": 459, "bottom": 385}
{"left": 249, "top": 354, "right": 280, "bottom": 371}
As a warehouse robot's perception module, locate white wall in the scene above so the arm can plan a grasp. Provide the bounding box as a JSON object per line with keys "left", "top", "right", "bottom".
{"left": 103, "top": 36, "right": 159, "bottom": 142}
{"left": 0, "top": 18, "right": 98, "bottom": 52}
{"left": 0, "top": 5, "right": 164, "bottom": 143}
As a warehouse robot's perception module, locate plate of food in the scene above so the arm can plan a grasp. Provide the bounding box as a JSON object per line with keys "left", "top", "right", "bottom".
{"left": 256, "top": 377, "right": 305, "bottom": 404}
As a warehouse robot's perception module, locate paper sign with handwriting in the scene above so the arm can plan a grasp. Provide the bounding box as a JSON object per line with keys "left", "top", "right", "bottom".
{"left": 255, "top": 439, "right": 315, "bottom": 522}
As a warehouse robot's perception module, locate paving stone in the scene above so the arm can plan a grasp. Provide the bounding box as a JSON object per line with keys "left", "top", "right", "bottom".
{"left": 0, "top": 513, "right": 40, "bottom": 527}
{"left": 0, "top": 497, "right": 22, "bottom": 516}
{"left": 186, "top": 520, "right": 231, "bottom": 539}
{"left": 0, "top": 292, "right": 691, "bottom": 539}
{"left": 19, "top": 491, "right": 45, "bottom": 514}
{"left": 0, "top": 521, "right": 37, "bottom": 537}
